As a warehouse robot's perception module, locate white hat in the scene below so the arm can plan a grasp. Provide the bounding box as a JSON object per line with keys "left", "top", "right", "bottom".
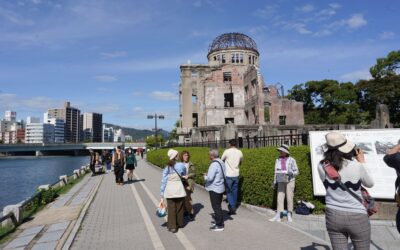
{"left": 167, "top": 149, "right": 179, "bottom": 160}
{"left": 325, "top": 132, "right": 355, "bottom": 154}
{"left": 277, "top": 144, "right": 290, "bottom": 155}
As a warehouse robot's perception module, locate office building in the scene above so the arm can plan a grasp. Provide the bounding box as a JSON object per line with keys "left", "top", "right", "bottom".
{"left": 81, "top": 112, "right": 103, "bottom": 142}
{"left": 48, "top": 102, "right": 81, "bottom": 143}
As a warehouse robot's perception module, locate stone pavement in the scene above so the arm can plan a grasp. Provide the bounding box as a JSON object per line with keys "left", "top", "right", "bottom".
{"left": 1, "top": 173, "right": 102, "bottom": 250}
{"left": 70, "top": 157, "right": 330, "bottom": 250}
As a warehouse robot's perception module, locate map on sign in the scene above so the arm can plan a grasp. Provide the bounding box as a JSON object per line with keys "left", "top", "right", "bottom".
{"left": 309, "top": 129, "right": 400, "bottom": 199}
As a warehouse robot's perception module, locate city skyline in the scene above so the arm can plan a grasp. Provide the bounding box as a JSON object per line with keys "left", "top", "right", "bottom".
{"left": 0, "top": 0, "right": 399, "bottom": 131}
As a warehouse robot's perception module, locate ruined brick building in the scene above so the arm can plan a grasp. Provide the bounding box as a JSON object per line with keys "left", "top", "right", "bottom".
{"left": 177, "top": 33, "right": 304, "bottom": 143}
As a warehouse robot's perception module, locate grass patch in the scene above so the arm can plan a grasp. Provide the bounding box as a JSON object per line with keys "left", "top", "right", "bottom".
{"left": 0, "top": 225, "right": 15, "bottom": 245}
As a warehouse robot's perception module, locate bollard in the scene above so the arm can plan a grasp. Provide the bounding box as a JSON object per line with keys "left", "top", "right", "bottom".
{"left": 38, "top": 184, "right": 50, "bottom": 191}
{"left": 2, "top": 205, "right": 22, "bottom": 227}
{"left": 59, "top": 175, "right": 68, "bottom": 187}
{"left": 81, "top": 166, "right": 87, "bottom": 174}
{"left": 73, "top": 169, "right": 80, "bottom": 179}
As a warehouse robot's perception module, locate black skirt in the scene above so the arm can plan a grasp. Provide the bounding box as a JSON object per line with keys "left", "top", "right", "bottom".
{"left": 126, "top": 164, "right": 135, "bottom": 170}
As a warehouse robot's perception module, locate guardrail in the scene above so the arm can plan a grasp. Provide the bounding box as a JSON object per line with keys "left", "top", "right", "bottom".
{"left": 166, "top": 133, "right": 309, "bottom": 149}
{"left": 0, "top": 164, "right": 90, "bottom": 232}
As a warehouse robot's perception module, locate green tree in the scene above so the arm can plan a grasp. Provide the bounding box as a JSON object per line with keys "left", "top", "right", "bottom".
{"left": 356, "top": 75, "right": 400, "bottom": 126}
{"left": 288, "top": 80, "right": 367, "bottom": 124}
{"left": 168, "top": 120, "right": 180, "bottom": 141}
{"left": 146, "top": 134, "right": 165, "bottom": 148}
{"left": 370, "top": 50, "right": 400, "bottom": 79}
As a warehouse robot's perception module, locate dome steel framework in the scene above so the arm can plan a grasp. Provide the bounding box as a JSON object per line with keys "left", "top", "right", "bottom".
{"left": 208, "top": 32, "right": 258, "bottom": 56}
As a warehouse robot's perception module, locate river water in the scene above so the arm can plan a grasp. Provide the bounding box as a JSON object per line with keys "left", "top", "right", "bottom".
{"left": 0, "top": 156, "right": 89, "bottom": 212}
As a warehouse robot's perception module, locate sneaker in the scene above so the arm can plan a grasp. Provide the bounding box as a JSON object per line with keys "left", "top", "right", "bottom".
{"left": 287, "top": 212, "right": 293, "bottom": 222}
{"left": 169, "top": 228, "right": 178, "bottom": 233}
{"left": 269, "top": 213, "right": 281, "bottom": 222}
{"left": 209, "top": 225, "right": 224, "bottom": 232}
{"left": 210, "top": 221, "right": 216, "bottom": 226}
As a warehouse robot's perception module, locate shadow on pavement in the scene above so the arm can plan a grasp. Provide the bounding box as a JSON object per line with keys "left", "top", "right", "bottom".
{"left": 300, "top": 242, "right": 330, "bottom": 250}
{"left": 124, "top": 179, "right": 145, "bottom": 185}
{"left": 193, "top": 203, "right": 204, "bottom": 217}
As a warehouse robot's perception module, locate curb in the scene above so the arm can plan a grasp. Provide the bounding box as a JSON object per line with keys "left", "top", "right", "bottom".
{"left": 61, "top": 174, "right": 104, "bottom": 250}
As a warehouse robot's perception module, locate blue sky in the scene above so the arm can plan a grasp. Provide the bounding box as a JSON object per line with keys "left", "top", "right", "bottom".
{"left": 0, "top": 0, "right": 399, "bottom": 131}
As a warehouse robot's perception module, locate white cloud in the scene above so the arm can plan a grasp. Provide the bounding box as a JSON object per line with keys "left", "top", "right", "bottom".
{"left": 150, "top": 91, "right": 178, "bottom": 101}
{"left": 329, "top": 3, "right": 341, "bottom": 9}
{"left": 287, "top": 23, "right": 312, "bottom": 35}
{"left": 94, "top": 75, "right": 118, "bottom": 82}
{"left": 193, "top": 1, "right": 202, "bottom": 8}
{"left": 314, "top": 29, "right": 332, "bottom": 37}
{"left": 132, "top": 91, "right": 143, "bottom": 96}
{"left": 100, "top": 51, "right": 127, "bottom": 59}
{"left": 254, "top": 5, "right": 279, "bottom": 19}
{"left": 298, "top": 4, "right": 314, "bottom": 13}
{"left": 0, "top": 7, "right": 35, "bottom": 26}
{"left": 380, "top": 31, "right": 395, "bottom": 40}
{"left": 96, "top": 87, "right": 111, "bottom": 92}
{"left": 341, "top": 69, "right": 372, "bottom": 82}
{"left": 347, "top": 14, "right": 367, "bottom": 29}
{"left": 133, "top": 107, "right": 143, "bottom": 112}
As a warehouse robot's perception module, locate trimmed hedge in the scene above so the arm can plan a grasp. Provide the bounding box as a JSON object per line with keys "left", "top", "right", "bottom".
{"left": 147, "top": 146, "right": 325, "bottom": 213}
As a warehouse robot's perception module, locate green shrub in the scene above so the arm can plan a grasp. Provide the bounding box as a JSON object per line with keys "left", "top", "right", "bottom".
{"left": 147, "top": 146, "right": 325, "bottom": 213}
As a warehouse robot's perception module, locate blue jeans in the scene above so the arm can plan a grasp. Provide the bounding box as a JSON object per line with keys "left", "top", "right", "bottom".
{"left": 226, "top": 176, "right": 239, "bottom": 209}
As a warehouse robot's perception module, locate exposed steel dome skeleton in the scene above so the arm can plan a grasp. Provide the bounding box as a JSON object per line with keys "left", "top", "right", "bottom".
{"left": 208, "top": 32, "right": 259, "bottom": 56}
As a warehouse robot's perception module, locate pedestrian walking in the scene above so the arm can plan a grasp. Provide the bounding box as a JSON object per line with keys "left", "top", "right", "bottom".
{"left": 112, "top": 146, "right": 125, "bottom": 185}
{"left": 221, "top": 139, "right": 243, "bottom": 215}
{"left": 269, "top": 144, "right": 299, "bottom": 222}
{"left": 105, "top": 150, "right": 112, "bottom": 173}
{"left": 204, "top": 149, "right": 226, "bottom": 232}
{"left": 318, "top": 132, "right": 374, "bottom": 250}
{"left": 159, "top": 149, "right": 187, "bottom": 233}
{"left": 89, "top": 149, "right": 96, "bottom": 175}
{"left": 383, "top": 139, "right": 400, "bottom": 233}
{"left": 180, "top": 150, "right": 196, "bottom": 221}
{"left": 125, "top": 147, "right": 137, "bottom": 182}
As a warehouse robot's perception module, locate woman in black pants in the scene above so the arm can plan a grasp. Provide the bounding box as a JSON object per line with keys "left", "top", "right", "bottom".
{"left": 112, "top": 146, "right": 125, "bottom": 185}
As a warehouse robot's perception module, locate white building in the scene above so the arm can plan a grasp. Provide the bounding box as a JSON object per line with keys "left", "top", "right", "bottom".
{"left": 45, "top": 117, "right": 65, "bottom": 144}
{"left": 102, "top": 125, "right": 114, "bottom": 142}
{"left": 114, "top": 129, "right": 125, "bottom": 143}
{"left": 25, "top": 123, "right": 55, "bottom": 144}
{"left": 5, "top": 111, "right": 16, "bottom": 122}
{"left": 125, "top": 135, "right": 133, "bottom": 142}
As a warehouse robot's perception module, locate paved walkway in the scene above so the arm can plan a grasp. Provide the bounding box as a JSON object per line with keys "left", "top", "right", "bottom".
{"left": 2, "top": 173, "right": 102, "bottom": 250}
{"left": 4, "top": 156, "right": 398, "bottom": 249}
{"left": 70, "top": 158, "right": 330, "bottom": 250}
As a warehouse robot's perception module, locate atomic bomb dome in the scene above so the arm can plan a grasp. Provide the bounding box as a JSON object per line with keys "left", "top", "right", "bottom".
{"left": 208, "top": 32, "right": 259, "bottom": 56}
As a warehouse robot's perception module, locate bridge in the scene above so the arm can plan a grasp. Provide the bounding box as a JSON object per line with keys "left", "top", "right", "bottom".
{"left": 0, "top": 142, "right": 146, "bottom": 156}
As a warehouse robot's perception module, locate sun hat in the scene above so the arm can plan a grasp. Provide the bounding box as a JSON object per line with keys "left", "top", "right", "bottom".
{"left": 167, "top": 149, "right": 179, "bottom": 160}
{"left": 325, "top": 132, "right": 355, "bottom": 154}
{"left": 277, "top": 144, "right": 290, "bottom": 155}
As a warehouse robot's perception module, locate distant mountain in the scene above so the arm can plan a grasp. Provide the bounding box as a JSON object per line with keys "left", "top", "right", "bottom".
{"left": 104, "top": 123, "right": 169, "bottom": 141}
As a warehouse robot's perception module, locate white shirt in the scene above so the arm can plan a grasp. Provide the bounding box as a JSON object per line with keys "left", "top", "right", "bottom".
{"left": 221, "top": 147, "right": 243, "bottom": 177}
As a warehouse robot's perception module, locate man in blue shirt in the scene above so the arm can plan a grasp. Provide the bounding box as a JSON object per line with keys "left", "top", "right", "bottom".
{"left": 204, "top": 149, "right": 226, "bottom": 232}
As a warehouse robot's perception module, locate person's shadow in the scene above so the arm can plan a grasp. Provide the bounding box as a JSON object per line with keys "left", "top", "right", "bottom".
{"left": 193, "top": 203, "right": 204, "bottom": 217}
{"left": 300, "top": 242, "right": 330, "bottom": 250}
{"left": 124, "top": 179, "right": 145, "bottom": 184}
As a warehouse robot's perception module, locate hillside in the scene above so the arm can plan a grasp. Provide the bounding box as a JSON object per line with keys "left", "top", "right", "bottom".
{"left": 103, "top": 123, "right": 169, "bottom": 141}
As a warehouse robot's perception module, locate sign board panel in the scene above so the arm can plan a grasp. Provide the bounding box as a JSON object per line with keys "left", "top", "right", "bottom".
{"left": 309, "top": 129, "right": 400, "bottom": 199}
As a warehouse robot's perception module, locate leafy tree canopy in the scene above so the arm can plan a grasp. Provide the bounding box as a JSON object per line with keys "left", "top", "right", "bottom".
{"left": 370, "top": 50, "right": 400, "bottom": 78}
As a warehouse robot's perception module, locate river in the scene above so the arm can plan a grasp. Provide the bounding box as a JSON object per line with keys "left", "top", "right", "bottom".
{"left": 0, "top": 156, "right": 89, "bottom": 212}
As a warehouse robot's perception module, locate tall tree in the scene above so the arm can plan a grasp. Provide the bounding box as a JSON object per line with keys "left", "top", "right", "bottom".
{"left": 370, "top": 50, "right": 400, "bottom": 79}
{"left": 356, "top": 75, "right": 400, "bottom": 126}
{"left": 288, "top": 80, "right": 367, "bottom": 124}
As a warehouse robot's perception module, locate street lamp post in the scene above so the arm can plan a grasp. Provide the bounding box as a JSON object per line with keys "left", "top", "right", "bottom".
{"left": 147, "top": 114, "right": 165, "bottom": 149}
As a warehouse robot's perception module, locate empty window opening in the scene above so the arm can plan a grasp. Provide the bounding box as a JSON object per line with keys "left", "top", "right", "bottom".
{"left": 245, "top": 111, "right": 249, "bottom": 121}
{"left": 224, "top": 93, "right": 234, "bottom": 107}
{"left": 192, "top": 95, "right": 197, "bottom": 104}
{"left": 221, "top": 54, "right": 226, "bottom": 63}
{"left": 192, "top": 113, "right": 198, "bottom": 127}
{"left": 249, "top": 55, "right": 252, "bottom": 64}
{"left": 225, "top": 118, "right": 234, "bottom": 124}
{"left": 223, "top": 72, "right": 232, "bottom": 82}
{"left": 279, "top": 115, "right": 286, "bottom": 125}
{"left": 239, "top": 54, "right": 243, "bottom": 63}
